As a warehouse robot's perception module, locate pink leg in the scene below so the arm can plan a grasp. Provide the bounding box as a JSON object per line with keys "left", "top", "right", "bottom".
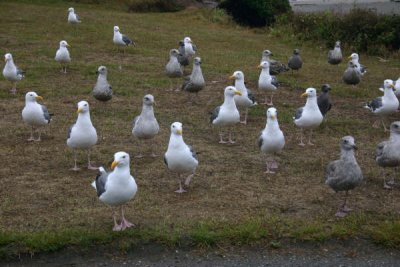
{"left": 70, "top": 150, "right": 81, "bottom": 171}
{"left": 87, "top": 150, "right": 98, "bottom": 170}
{"left": 298, "top": 129, "right": 305, "bottom": 146}
{"left": 175, "top": 181, "right": 187, "bottom": 194}
{"left": 112, "top": 208, "right": 122, "bottom": 231}
{"left": 120, "top": 206, "right": 135, "bottom": 230}
{"left": 219, "top": 132, "right": 227, "bottom": 144}
{"left": 28, "top": 126, "right": 35, "bottom": 141}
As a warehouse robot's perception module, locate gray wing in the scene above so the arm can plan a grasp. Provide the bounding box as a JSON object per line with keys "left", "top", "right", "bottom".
{"left": 294, "top": 107, "right": 303, "bottom": 120}
{"left": 181, "top": 76, "right": 191, "bottom": 91}
{"left": 16, "top": 67, "right": 25, "bottom": 76}
{"left": 132, "top": 115, "right": 140, "bottom": 128}
{"left": 317, "top": 95, "right": 331, "bottom": 116}
{"left": 163, "top": 155, "right": 168, "bottom": 166}
{"left": 247, "top": 89, "right": 256, "bottom": 104}
{"left": 375, "top": 142, "right": 386, "bottom": 159}
{"left": 95, "top": 170, "right": 109, "bottom": 197}
{"left": 269, "top": 60, "right": 289, "bottom": 75}
{"left": 41, "top": 105, "right": 52, "bottom": 123}
{"left": 360, "top": 64, "right": 367, "bottom": 74}
{"left": 192, "top": 43, "right": 197, "bottom": 52}
{"left": 122, "top": 35, "right": 134, "bottom": 46}
{"left": 209, "top": 106, "right": 220, "bottom": 123}
{"left": 188, "top": 145, "right": 198, "bottom": 160}
{"left": 67, "top": 124, "right": 74, "bottom": 139}
{"left": 271, "top": 75, "right": 279, "bottom": 87}
{"left": 342, "top": 68, "right": 360, "bottom": 85}
{"left": 288, "top": 56, "right": 303, "bottom": 70}
{"left": 367, "top": 97, "right": 382, "bottom": 111}
{"left": 76, "top": 14, "right": 80, "bottom": 21}
{"left": 257, "top": 131, "right": 263, "bottom": 148}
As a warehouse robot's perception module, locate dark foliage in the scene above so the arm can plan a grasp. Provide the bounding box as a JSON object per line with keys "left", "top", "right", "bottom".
{"left": 126, "top": 0, "right": 184, "bottom": 13}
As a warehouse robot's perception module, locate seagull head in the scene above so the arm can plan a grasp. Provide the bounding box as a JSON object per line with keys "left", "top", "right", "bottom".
{"left": 262, "top": 50, "right": 272, "bottom": 57}
{"left": 348, "top": 53, "right": 359, "bottom": 61}
{"left": 96, "top": 65, "right": 107, "bottom": 75}
{"left": 335, "top": 41, "right": 341, "bottom": 47}
{"left": 383, "top": 79, "right": 395, "bottom": 91}
{"left": 4, "top": 53, "right": 13, "bottom": 62}
{"left": 111, "top": 151, "right": 130, "bottom": 169}
{"left": 293, "top": 49, "right": 300, "bottom": 55}
{"left": 229, "top": 71, "right": 244, "bottom": 81}
{"left": 143, "top": 94, "right": 155, "bottom": 106}
{"left": 224, "top": 86, "right": 241, "bottom": 97}
{"left": 25, "top": 91, "right": 43, "bottom": 103}
{"left": 321, "top": 84, "right": 331, "bottom": 93}
{"left": 258, "top": 61, "right": 270, "bottom": 69}
{"left": 68, "top": 7, "right": 74, "bottom": 12}
{"left": 193, "top": 57, "right": 201, "bottom": 65}
{"left": 390, "top": 121, "right": 400, "bottom": 135}
{"left": 76, "top": 100, "right": 90, "bottom": 114}
{"left": 60, "top": 40, "right": 70, "bottom": 48}
{"left": 171, "top": 122, "right": 183, "bottom": 136}
{"left": 267, "top": 107, "right": 278, "bottom": 121}
{"left": 301, "top": 88, "right": 317, "bottom": 98}
{"left": 169, "top": 49, "right": 180, "bottom": 58}
{"left": 114, "top": 26, "right": 120, "bottom": 32}
{"left": 178, "top": 40, "right": 185, "bottom": 47}
{"left": 341, "top": 136, "right": 357, "bottom": 151}
{"left": 183, "top": 37, "right": 192, "bottom": 43}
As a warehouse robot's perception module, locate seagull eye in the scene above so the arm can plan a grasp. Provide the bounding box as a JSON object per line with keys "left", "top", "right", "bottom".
{"left": 122, "top": 156, "right": 126, "bottom": 159}
{"left": 344, "top": 140, "right": 348, "bottom": 143}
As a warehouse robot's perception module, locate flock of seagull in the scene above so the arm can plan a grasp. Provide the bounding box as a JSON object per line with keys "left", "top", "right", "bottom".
{"left": 3, "top": 6, "right": 400, "bottom": 230}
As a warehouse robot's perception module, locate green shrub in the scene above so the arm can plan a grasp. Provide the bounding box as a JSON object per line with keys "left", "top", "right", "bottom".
{"left": 219, "top": 0, "right": 291, "bottom": 27}
{"left": 285, "top": 9, "right": 400, "bottom": 54}
{"left": 124, "top": 0, "right": 184, "bottom": 13}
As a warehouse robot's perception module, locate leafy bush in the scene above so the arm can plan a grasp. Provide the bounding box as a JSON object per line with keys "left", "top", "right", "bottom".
{"left": 124, "top": 0, "right": 184, "bottom": 13}
{"left": 285, "top": 9, "right": 400, "bottom": 54}
{"left": 219, "top": 0, "right": 291, "bottom": 27}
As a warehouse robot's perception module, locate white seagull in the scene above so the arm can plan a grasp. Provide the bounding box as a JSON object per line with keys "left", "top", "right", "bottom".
{"left": 183, "top": 36, "right": 197, "bottom": 58}
{"left": 22, "top": 92, "right": 52, "bottom": 141}
{"left": 93, "top": 66, "right": 112, "bottom": 102}
{"left": 113, "top": 26, "right": 134, "bottom": 48}
{"left": 164, "top": 122, "right": 199, "bottom": 193}
{"left": 257, "top": 107, "right": 285, "bottom": 174}
{"left": 92, "top": 152, "right": 137, "bottom": 231}
{"left": 258, "top": 61, "right": 279, "bottom": 105}
{"left": 55, "top": 40, "right": 71, "bottom": 74}
{"left": 294, "top": 88, "right": 323, "bottom": 146}
{"left": 3, "top": 53, "right": 24, "bottom": 94}
{"left": 67, "top": 7, "right": 81, "bottom": 24}
{"left": 210, "top": 86, "right": 242, "bottom": 144}
{"left": 348, "top": 53, "right": 366, "bottom": 76}
{"left": 132, "top": 94, "right": 160, "bottom": 157}
{"left": 67, "top": 101, "right": 98, "bottom": 171}
{"left": 230, "top": 71, "right": 257, "bottom": 124}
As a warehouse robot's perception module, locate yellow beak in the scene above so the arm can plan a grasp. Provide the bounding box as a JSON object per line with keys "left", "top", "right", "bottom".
{"left": 347, "top": 55, "right": 352, "bottom": 59}
{"left": 301, "top": 92, "right": 308, "bottom": 97}
{"left": 271, "top": 115, "right": 276, "bottom": 120}
{"left": 35, "top": 96, "right": 43, "bottom": 101}
{"left": 257, "top": 64, "right": 262, "bottom": 68}
{"left": 229, "top": 75, "right": 236, "bottom": 80}
{"left": 67, "top": 44, "right": 71, "bottom": 47}
{"left": 390, "top": 84, "right": 395, "bottom": 89}
{"left": 76, "top": 108, "right": 83, "bottom": 113}
{"left": 176, "top": 129, "right": 183, "bottom": 135}
{"left": 234, "top": 90, "right": 242, "bottom": 96}
{"left": 111, "top": 160, "right": 119, "bottom": 169}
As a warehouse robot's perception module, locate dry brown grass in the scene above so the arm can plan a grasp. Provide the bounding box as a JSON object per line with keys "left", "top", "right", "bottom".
{"left": 1, "top": 1, "right": 400, "bottom": 251}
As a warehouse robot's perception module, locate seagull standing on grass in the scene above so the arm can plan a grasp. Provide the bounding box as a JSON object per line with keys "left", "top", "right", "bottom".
{"left": 55, "top": 40, "right": 71, "bottom": 74}
{"left": 210, "top": 86, "right": 242, "bottom": 144}
{"left": 67, "top": 7, "right": 81, "bottom": 24}
{"left": 113, "top": 26, "right": 134, "bottom": 49}
{"left": 342, "top": 61, "right": 361, "bottom": 86}
{"left": 260, "top": 50, "right": 289, "bottom": 75}
{"left": 317, "top": 84, "right": 333, "bottom": 118}
{"left": 67, "top": 101, "right": 98, "bottom": 171}
{"left": 325, "top": 136, "right": 363, "bottom": 217}
{"left": 132, "top": 94, "right": 160, "bottom": 158}
{"left": 230, "top": 71, "right": 257, "bottom": 124}
{"left": 3, "top": 53, "right": 24, "bottom": 94}
{"left": 376, "top": 121, "right": 400, "bottom": 189}
{"left": 183, "top": 37, "right": 197, "bottom": 59}
{"left": 288, "top": 49, "right": 303, "bottom": 74}
{"left": 348, "top": 53, "right": 366, "bottom": 76}
{"left": 258, "top": 107, "right": 285, "bottom": 174}
{"left": 165, "top": 49, "right": 183, "bottom": 91}
{"left": 182, "top": 57, "right": 205, "bottom": 102}
{"left": 91, "top": 152, "right": 137, "bottom": 231}
{"left": 365, "top": 79, "right": 398, "bottom": 131}
{"left": 93, "top": 66, "right": 112, "bottom": 102}
{"left": 22, "top": 92, "right": 52, "bottom": 141}
{"left": 328, "top": 41, "right": 342, "bottom": 65}
{"left": 294, "top": 88, "right": 323, "bottom": 146}
{"left": 177, "top": 40, "right": 189, "bottom": 69}
{"left": 258, "top": 61, "right": 279, "bottom": 105}
{"left": 164, "top": 122, "right": 199, "bottom": 193}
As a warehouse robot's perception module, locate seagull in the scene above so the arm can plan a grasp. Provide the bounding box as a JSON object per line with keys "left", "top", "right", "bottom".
{"left": 394, "top": 78, "right": 400, "bottom": 97}
{"left": 22, "top": 92, "right": 52, "bottom": 141}
{"left": 258, "top": 61, "right": 279, "bottom": 106}
{"left": 91, "top": 152, "right": 137, "bottom": 231}
{"left": 260, "top": 50, "right": 289, "bottom": 75}
{"left": 210, "top": 86, "right": 242, "bottom": 144}
{"left": 326, "top": 136, "right": 363, "bottom": 217}
{"left": 182, "top": 57, "right": 205, "bottom": 102}
{"left": 317, "top": 84, "right": 332, "bottom": 117}
{"left": 67, "top": 7, "right": 81, "bottom": 24}
{"left": 294, "top": 88, "right": 323, "bottom": 146}
{"left": 365, "top": 79, "right": 398, "bottom": 131}
{"left": 230, "top": 71, "right": 257, "bottom": 124}
{"left": 183, "top": 37, "right": 197, "bottom": 58}
{"left": 257, "top": 107, "right": 285, "bottom": 174}
{"left": 177, "top": 40, "right": 189, "bottom": 69}
{"left": 376, "top": 121, "right": 400, "bottom": 189}
{"left": 113, "top": 26, "right": 135, "bottom": 47}
{"left": 165, "top": 49, "right": 183, "bottom": 91}
{"left": 164, "top": 122, "right": 199, "bottom": 193}
{"left": 3, "top": 53, "right": 24, "bottom": 94}
{"left": 348, "top": 53, "right": 366, "bottom": 76}
{"left": 288, "top": 49, "right": 303, "bottom": 74}
{"left": 55, "top": 40, "right": 71, "bottom": 74}
{"left": 132, "top": 94, "right": 160, "bottom": 158}
{"left": 327, "top": 41, "right": 342, "bottom": 65}
{"left": 93, "top": 66, "right": 112, "bottom": 102}
{"left": 67, "top": 101, "right": 98, "bottom": 171}
{"left": 342, "top": 61, "right": 361, "bottom": 86}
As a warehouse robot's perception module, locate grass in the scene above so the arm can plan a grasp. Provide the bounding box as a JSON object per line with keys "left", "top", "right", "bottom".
{"left": 1, "top": 0, "right": 400, "bottom": 259}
